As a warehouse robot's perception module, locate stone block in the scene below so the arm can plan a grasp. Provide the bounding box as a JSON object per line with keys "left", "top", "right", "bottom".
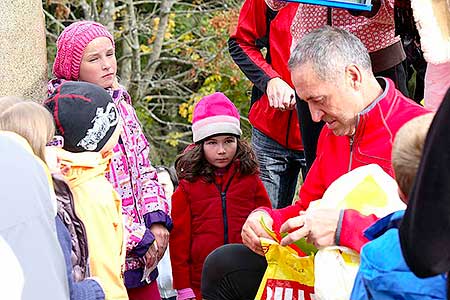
{"left": 0, "top": 0, "right": 47, "bottom": 102}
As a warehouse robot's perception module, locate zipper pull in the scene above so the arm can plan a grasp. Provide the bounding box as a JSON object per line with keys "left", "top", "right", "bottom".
{"left": 348, "top": 136, "right": 354, "bottom": 172}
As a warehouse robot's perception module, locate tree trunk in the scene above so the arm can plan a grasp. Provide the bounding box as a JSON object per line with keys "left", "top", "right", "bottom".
{"left": 0, "top": 0, "right": 47, "bottom": 102}
{"left": 126, "top": 0, "right": 142, "bottom": 99}
{"left": 100, "top": 0, "right": 116, "bottom": 31}
{"left": 119, "top": 11, "right": 133, "bottom": 90}
{"left": 141, "top": 0, "right": 176, "bottom": 94}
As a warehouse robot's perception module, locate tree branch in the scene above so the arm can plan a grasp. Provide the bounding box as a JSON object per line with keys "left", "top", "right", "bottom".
{"left": 100, "top": 0, "right": 116, "bottom": 30}
{"left": 79, "top": 0, "right": 92, "bottom": 19}
{"left": 125, "top": 0, "right": 142, "bottom": 98}
{"left": 42, "top": 9, "right": 66, "bottom": 30}
{"left": 141, "top": 0, "right": 176, "bottom": 85}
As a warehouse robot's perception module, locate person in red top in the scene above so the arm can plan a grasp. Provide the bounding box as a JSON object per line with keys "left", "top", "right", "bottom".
{"left": 229, "top": 0, "right": 306, "bottom": 209}
{"left": 201, "top": 26, "right": 429, "bottom": 300}
{"left": 169, "top": 92, "right": 271, "bottom": 300}
{"left": 229, "top": 0, "right": 409, "bottom": 209}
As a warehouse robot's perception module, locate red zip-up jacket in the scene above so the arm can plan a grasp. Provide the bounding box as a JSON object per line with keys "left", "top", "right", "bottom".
{"left": 169, "top": 161, "right": 271, "bottom": 299}
{"left": 229, "top": 0, "right": 303, "bottom": 151}
{"left": 262, "top": 78, "right": 429, "bottom": 252}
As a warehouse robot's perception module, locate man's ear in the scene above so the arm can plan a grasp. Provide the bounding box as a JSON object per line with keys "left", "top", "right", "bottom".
{"left": 345, "top": 64, "right": 363, "bottom": 91}
{"left": 398, "top": 186, "right": 408, "bottom": 204}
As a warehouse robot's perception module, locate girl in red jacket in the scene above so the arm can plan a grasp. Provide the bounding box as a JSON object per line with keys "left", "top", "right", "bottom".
{"left": 169, "top": 92, "right": 271, "bottom": 300}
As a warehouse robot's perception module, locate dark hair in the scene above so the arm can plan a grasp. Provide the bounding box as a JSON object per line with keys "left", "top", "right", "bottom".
{"left": 175, "top": 138, "right": 258, "bottom": 182}
{"left": 155, "top": 165, "right": 179, "bottom": 190}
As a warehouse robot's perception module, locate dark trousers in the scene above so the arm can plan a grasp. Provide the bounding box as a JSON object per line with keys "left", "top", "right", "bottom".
{"left": 297, "top": 61, "right": 409, "bottom": 175}
{"left": 202, "top": 244, "right": 266, "bottom": 300}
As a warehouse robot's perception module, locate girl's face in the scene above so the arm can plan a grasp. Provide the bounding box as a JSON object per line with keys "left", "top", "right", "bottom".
{"left": 203, "top": 135, "right": 237, "bottom": 169}
{"left": 79, "top": 37, "right": 117, "bottom": 89}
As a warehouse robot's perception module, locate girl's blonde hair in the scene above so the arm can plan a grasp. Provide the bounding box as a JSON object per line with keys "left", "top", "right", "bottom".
{"left": 0, "top": 97, "right": 55, "bottom": 161}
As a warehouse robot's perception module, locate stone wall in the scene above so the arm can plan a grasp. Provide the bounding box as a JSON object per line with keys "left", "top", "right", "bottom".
{"left": 0, "top": 0, "right": 47, "bottom": 102}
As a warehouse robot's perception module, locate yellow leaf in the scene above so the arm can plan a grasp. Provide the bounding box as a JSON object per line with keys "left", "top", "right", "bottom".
{"left": 165, "top": 131, "right": 184, "bottom": 147}
{"left": 191, "top": 53, "right": 200, "bottom": 61}
{"left": 140, "top": 44, "right": 152, "bottom": 54}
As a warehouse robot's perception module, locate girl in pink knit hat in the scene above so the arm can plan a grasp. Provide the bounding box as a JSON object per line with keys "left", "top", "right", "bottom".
{"left": 169, "top": 92, "right": 272, "bottom": 300}
{"left": 48, "top": 21, "right": 172, "bottom": 300}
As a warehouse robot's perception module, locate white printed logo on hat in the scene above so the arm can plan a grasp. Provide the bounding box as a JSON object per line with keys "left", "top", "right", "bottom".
{"left": 77, "top": 102, "right": 119, "bottom": 151}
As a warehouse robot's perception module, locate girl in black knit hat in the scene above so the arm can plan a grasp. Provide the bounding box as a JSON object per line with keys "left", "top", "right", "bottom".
{"left": 45, "top": 80, "right": 127, "bottom": 300}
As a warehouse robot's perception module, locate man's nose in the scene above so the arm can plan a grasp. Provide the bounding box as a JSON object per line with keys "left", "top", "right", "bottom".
{"left": 309, "top": 105, "right": 324, "bottom": 123}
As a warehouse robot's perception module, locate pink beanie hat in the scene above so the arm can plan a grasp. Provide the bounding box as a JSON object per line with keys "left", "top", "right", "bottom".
{"left": 192, "top": 92, "right": 242, "bottom": 143}
{"left": 52, "top": 21, "right": 115, "bottom": 81}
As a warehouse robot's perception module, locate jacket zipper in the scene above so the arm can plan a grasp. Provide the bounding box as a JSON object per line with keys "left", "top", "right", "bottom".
{"left": 220, "top": 191, "right": 229, "bottom": 245}
{"left": 215, "top": 171, "right": 236, "bottom": 245}
{"left": 348, "top": 136, "right": 354, "bottom": 172}
{"left": 348, "top": 115, "right": 361, "bottom": 172}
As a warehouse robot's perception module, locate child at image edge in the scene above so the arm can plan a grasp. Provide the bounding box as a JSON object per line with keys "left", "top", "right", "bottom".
{"left": 169, "top": 92, "right": 272, "bottom": 300}
{"left": 49, "top": 21, "right": 172, "bottom": 300}
{"left": 0, "top": 96, "right": 105, "bottom": 300}
{"left": 350, "top": 113, "right": 447, "bottom": 300}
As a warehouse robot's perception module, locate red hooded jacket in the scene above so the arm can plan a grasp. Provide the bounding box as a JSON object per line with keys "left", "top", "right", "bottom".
{"left": 169, "top": 161, "right": 271, "bottom": 299}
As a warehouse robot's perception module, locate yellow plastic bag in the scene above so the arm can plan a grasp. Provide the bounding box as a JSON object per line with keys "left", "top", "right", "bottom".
{"left": 256, "top": 238, "right": 315, "bottom": 300}
{"left": 312, "top": 164, "right": 406, "bottom": 300}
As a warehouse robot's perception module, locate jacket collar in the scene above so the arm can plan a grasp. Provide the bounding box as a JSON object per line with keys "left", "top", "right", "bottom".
{"left": 56, "top": 148, "right": 112, "bottom": 187}
{"left": 213, "top": 159, "right": 240, "bottom": 187}
{"left": 359, "top": 77, "right": 390, "bottom": 116}
{"left": 364, "top": 210, "right": 404, "bottom": 240}
{"left": 353, "top": 77, "right": 395, "bottom": 140}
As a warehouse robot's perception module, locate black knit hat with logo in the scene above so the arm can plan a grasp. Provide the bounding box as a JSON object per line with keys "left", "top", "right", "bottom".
{"left": 44, "top": 81, "right": 119, "bottom": 153}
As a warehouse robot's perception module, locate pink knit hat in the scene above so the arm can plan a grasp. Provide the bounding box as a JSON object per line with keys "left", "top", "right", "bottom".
{"left": 192, "top": 92, "right": 242, "bottom": 143}
{"left": 52, "top": 21, "right": 115, "bottom": 81}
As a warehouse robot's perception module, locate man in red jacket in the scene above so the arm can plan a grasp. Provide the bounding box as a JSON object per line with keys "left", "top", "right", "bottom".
{"left": 201, "top": 26, "right": 429, "bottom": 300}
{"left": 229, "top": 0, "right": 409, "bottom": 210}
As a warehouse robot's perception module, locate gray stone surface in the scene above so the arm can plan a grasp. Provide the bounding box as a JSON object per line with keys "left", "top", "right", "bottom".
{"left": 0, "top": 0, "right": 47, "bottom": 102}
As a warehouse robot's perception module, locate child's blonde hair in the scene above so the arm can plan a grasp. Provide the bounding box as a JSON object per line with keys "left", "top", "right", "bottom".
{"left": 392, "top": 113, "right": 434, "bottom": 198}
{"left": 0, "top": 97, "right": 55, "bottom": 161}
{"left": 0, "top": 96, "right": 24, "bottom": 111}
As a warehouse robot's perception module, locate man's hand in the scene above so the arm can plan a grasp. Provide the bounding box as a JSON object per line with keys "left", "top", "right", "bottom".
{"left": 150, "top": 223, "right": 169, "bottom": 261}
{"left": 280, "top": 208, "right": 340, "bottom": 248}
{"left": 241, "top": 210, "right": 275, "bottom": 256}
{"left": 266, "top": 77, "right": 296, "bottom": 111}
